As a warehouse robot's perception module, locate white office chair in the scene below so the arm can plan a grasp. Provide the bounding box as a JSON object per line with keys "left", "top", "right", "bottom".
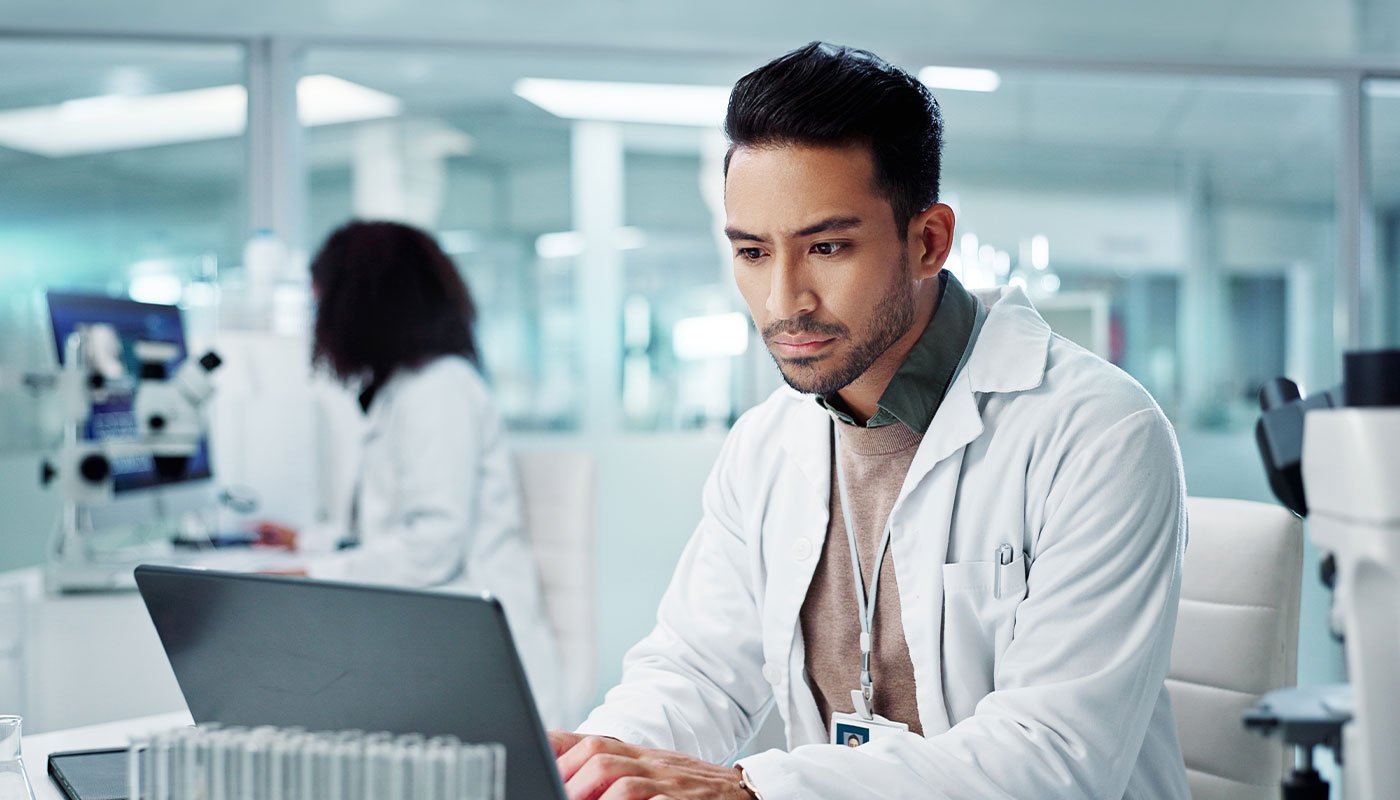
{"left": 514, "top": 449, "right": 598, "bottom": 727}
{"left": 1170, "top": 496, "right": 1304, "bottom": 799}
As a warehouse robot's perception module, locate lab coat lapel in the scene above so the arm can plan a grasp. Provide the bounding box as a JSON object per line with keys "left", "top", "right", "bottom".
{"left": 776, "top": 396, "right": 834, "bottom": 741}
{"left": 889, "top": 285, "right": 1051, "bottom": 736}
{"left": 889, "top": 371, "right": 982, "bottom": 736}
{"left": 780, "top": 392, "right": 832, "bottom": 495}
{"left": 892, "top": 284, "right": 1047, "bottom": 515}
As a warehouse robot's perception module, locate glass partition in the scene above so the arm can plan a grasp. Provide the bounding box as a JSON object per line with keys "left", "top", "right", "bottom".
{"left": 0, "top": 39, "right": 246, "bottom": 454}
{"left": 300, "top": 47, "right": 756, "bottom": 431}
{"left": 938, "top": 70, "right": 1339, "bottom": 431}
{"left": 0, "top": 38, "right": 246, "bottom": 573}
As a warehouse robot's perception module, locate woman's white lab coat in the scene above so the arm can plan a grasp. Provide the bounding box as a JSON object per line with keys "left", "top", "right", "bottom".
{"left": 578, "top": 286, "right": 1191, "bottom": 799}
{"left": 304, "top": 355, "right": 565, "bottom": 727}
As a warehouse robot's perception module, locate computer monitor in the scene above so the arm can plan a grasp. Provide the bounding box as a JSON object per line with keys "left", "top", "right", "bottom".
{"left": 46, "top": 291, "right": 213, "bottom": 493}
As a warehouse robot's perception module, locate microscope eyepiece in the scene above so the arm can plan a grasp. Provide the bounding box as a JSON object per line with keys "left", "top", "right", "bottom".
{"left": 1260, "top": 378, "right": 1302, "bottom": 411}
{"left": 1344, "top": 350, "right": 1400, "bottom": 408}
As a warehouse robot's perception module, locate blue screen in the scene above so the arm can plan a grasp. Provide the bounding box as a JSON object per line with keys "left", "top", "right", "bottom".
{"left": 47, "top": 291, "right": 212, "bottom": 493}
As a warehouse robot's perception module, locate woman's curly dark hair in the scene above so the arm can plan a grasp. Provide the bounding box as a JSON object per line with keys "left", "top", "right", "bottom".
{"left": 310, "top": 220, "right": 481, "bottom": 391}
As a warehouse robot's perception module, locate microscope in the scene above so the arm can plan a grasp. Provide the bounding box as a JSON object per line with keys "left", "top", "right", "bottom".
{"left": 1251, "top": 349, "right": 1400, "bottom": 799}
{"left": 38, "top": 324, "right": 223, "bottom": 589}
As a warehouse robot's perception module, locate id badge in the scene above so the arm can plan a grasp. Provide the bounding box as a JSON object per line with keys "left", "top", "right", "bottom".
{"left": 830, "top": 711, "right": 909, "bottom": 747}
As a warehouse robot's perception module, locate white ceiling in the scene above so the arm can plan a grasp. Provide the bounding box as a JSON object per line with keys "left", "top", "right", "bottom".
{"left": 0, "top": 0, "right": 1395, "bottom": 63}
{"left": 0, "top": 0, "right": 1396, "bottom": 214}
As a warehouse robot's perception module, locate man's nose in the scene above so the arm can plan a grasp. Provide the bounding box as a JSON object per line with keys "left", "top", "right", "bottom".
{"left": 766, "top": 255, "right": 817, "bottom": 320}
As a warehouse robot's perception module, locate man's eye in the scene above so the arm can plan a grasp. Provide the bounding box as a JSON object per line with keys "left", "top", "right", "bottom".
{"left": 736, "top": 248, "right": 764, "bottom": 260}
{"left": 812, "top": 242, "right": 844, "bottom": 256}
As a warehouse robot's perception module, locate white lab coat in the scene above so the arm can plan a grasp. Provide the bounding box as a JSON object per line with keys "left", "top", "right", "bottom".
{"left": 303, "top": 355, "right": 565, "bottom": 727}
{"left": 578, "top": 286, "right": 1190, "bottom": 799}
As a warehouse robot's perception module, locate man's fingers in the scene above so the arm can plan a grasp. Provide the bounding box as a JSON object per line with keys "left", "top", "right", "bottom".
{"left": 557, "top": 735, "right": 636, "bottom": 783}
{"left": 566, "top": 752, "right": 653, "bottom": 800}
{"left": 548, "top": 730, "right": 586, "bottom": 757}
{"left": 596, "top": 775, "right": 667, "bottom": 800}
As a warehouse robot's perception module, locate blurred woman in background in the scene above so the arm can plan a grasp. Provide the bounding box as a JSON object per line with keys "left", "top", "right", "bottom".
{"left": 257, "top": 220, "right": 564, "bottom": 724}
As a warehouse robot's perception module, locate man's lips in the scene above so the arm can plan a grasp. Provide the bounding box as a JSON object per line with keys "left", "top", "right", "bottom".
{"left": 770, "top": 336, "right": 835, "bottom": 355}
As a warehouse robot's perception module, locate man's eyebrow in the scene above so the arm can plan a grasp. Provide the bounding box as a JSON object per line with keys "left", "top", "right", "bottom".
{"left": 724, "top": 216, "right": 865, "bottom": 243}
{"left": 793, "top": 216, "right": 863, "bottom": 237}
{"left": 724, "top": 227, "right": 769, "bottom": 243}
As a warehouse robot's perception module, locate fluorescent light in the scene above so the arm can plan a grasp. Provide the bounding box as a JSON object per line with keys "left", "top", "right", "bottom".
{"left": 0, "top": 85, "right": 246, "bottom": 157}
{"left": 1031, "top": 234, "right": 1050, "bottom": 270}
{"left": 673, "top": 312, "right": 750, "bottom": 360}
{"left": 994, "top": 250, "right": 1011, "bottom": 276}
{"left": 978, "top": 244, "right": 996, "bottom": 268}
{"left": 919, "top": 66, "right": 1001, "bottom": 93}
{"left": 535, "top": 227, "right": 646, "bottom": 259}
{"left": 960, "top": 233, "right": 980, "bottom": 267}
{"left": 536, "top": 231, "right": 585, "bottom": 260}
{"left": 296, "top": 74, "right": 401, "bottom": 126}
{"left": 0, "top": 74, "right": 400, "bottom": 158}
{"left": 1366, "top": 79, "right": 1400, "bottom": 99}
{"left": 515, "top": 78, "right": 730, "bottom": 127}
{"left": 129, "top": 274, "right": 183, "bottom": 305}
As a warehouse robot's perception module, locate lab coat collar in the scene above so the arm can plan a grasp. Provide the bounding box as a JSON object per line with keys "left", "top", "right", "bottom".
{"left": 777, "top": 284, "right": 1051, "bottom": 490}
{"left": 893, "top": 283, "right": 1051, "bottom": 512}
{"left": 963, "top": 285, "right": 1051, "bottom": 396}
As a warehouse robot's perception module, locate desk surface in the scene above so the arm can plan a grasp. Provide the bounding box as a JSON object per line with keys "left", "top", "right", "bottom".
{"left": 22, "top": 712, "right": 193, "bottom": 800}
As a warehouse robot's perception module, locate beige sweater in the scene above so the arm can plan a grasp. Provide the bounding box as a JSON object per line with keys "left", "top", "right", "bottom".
{"left": 799, "top": 421, "right": 924, "bottom": 736}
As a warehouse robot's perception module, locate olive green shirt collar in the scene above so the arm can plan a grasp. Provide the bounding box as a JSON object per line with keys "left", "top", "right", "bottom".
{"left": 816, "top": 270, "right": 980, "bottom": 435}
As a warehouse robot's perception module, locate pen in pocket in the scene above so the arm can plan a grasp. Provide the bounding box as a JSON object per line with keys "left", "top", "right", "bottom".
{"left": 994, "top": 543, "right": 1014, "bottom": 598}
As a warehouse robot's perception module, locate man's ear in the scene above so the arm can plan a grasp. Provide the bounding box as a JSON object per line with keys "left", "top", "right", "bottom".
{"left": 909, "top": 203, "right": 956, "bottom": 280}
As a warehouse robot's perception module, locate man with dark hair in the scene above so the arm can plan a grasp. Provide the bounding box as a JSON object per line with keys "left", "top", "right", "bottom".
{"left": 551, "top": 42, "right": 1189, "bottom": 798}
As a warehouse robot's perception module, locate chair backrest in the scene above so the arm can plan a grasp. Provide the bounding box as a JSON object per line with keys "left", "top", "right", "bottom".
{"left": 1171, "top": 496, "right": 1303, "bottom": 800}
{"left": 513, "top": 449, "right": 598, "bottom": 726}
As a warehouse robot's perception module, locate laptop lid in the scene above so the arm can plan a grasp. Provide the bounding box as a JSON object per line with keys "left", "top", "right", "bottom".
{"left": 134, "top": 564, "right": 567, "bottom": 800}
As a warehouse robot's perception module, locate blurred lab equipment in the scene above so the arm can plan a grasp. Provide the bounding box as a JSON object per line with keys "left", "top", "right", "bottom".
{"left": 35, "top": 292, "right": 224, "bottom": 592}
{"left": 1250, "top": 349, "right": 1400, "bottom": 799}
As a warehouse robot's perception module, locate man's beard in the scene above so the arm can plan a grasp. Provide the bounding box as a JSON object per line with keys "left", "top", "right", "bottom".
{"left": 761, "top": 256, "right": 916, "bottom": 396}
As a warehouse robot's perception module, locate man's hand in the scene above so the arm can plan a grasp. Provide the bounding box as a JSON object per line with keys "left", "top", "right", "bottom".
{"left": 549, "top": 731, "right": 755, "bottom": 800}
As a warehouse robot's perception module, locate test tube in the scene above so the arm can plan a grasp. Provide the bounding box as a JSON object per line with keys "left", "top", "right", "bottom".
{"left": 126, "top": 740, "right": 149, "bottom": 800}
{"left": 363, "top": 732, "right": 397, "bottom": 800}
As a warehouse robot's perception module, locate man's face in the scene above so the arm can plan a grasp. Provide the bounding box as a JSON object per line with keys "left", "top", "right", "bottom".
{"left": 725, "top": 142, "right": 916, "bottom": 396}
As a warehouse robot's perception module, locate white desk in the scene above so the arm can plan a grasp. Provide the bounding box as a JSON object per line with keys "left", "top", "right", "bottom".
{"left": 21, "top": 712, "right": 192, "bottom": 800}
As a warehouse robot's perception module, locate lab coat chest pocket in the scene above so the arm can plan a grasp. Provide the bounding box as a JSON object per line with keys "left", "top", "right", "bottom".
{"left": 939, "top": 550, "right": 1027, "bottom": 724}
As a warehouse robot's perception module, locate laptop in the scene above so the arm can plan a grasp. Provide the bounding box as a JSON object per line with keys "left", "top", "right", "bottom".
{"left": 134, "top": 564, "right": 568, "bottom": 800}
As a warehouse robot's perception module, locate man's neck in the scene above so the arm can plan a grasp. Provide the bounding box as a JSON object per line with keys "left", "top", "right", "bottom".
{"left": 835, "top": 276, "right": 942, "bottom": 425}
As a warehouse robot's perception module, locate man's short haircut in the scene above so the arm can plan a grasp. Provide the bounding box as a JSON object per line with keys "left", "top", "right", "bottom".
{"left": 724, "top": 42, "right": 944, "bottom": 231}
